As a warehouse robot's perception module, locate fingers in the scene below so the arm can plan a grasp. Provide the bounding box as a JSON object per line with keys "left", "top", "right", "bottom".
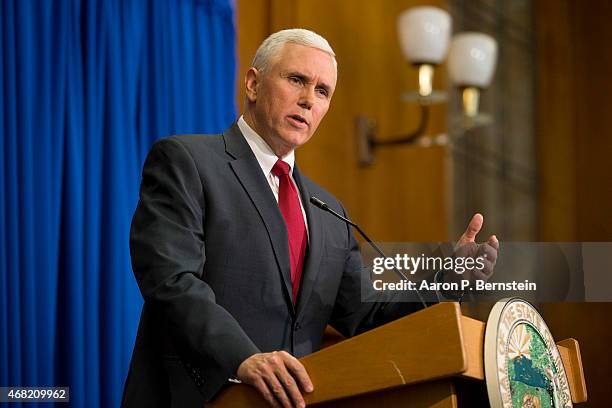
{"left": 453, "top": 221, "right": 499, "bottom": 283}
{"left": 487, "top": 234, "right": 499, "bottom": 250}
{"left": 271, "top": 351, "right": 311, "bottom": 408}
{"left": 253, "top": 378, "right": 282, "bottom": 408}
{"left": 262, "top": 369, "right": 295, "bottom": 408}
{"left": 458, "top": 213, "right": 483, "bottom": 245}
{"left": 454, "top": 241, "right": 478, "bottom": 258}
{"left": 280, "top": 351, "right": 313, "bottom": 393}
{"left": 278, "top": 372, "right": 305, "bottom": 408}
{"left": 473, "top": 240, "right": 498, "bottom": 280}
{"left": 237, "top": 351, "right": 310, "bottom": 408}
{"left": 479, "top": 241, "right": 498, "bottom": 264}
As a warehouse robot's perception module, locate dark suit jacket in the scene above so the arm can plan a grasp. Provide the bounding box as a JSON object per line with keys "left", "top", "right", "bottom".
{"left": 121, "top": 124, "right": 423, "bottom": 407}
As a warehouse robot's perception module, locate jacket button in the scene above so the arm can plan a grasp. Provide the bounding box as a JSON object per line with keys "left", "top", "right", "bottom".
{"left": 294, "top": 322, "right": 301, "bottom": 331}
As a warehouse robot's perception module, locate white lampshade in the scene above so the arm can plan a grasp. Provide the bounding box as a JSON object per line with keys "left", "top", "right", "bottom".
{"left": 397, "top": 6, "right": 451, "bottom": 65}
{"left": 447, "top": 32, "right": 498, "bottom": 88}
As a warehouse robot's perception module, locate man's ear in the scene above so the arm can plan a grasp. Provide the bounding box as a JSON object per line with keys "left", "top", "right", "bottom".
{"left": 245, "top": 68, "right": 259, "bottom": 102}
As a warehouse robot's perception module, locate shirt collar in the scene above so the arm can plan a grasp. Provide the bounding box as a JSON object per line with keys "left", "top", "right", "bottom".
{"left": 238, "top": 115, "right": 295, "bottom": 176}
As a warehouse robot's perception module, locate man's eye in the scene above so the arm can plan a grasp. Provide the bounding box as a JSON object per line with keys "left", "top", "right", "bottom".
{"left": 289, "top": 76, "right": 302, "bottom": 84}
{"left": 316, "top": 88, "right": 329, "bottom": 97}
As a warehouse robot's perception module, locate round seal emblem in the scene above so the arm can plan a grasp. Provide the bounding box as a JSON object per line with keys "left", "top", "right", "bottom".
{"left": 484, "top": 298, "right": 572, "bottom": 408}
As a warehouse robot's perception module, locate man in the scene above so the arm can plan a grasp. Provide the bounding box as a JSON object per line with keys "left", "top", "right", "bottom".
{"left": 122, "top": 29, "right": 498, "bottom": 408}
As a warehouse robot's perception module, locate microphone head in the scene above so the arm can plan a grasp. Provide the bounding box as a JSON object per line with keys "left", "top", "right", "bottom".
{"left": 309, "top": 196, "right": 329, "bottom": 210}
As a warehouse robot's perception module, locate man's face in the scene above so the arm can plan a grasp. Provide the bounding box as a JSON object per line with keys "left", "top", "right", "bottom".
{"left": 245, "top": 43, "right": 337, "bottom": 157}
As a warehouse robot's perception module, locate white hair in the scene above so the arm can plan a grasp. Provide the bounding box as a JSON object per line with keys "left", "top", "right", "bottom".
{"left": 252, "top": 28, "right": 337, "bottom": 73}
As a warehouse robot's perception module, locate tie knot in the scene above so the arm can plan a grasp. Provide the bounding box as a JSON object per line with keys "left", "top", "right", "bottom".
{"left": 272, "top": 160, "right": 290, "bottom": 177}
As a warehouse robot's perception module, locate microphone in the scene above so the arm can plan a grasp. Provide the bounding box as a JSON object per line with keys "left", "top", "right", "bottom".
{"left": 309, "top": 196, "right": 428, "bottom": 309}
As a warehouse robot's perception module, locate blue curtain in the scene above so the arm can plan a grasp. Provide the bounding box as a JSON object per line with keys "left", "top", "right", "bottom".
{"left": 0, "top": 0, "right": 237, "bottom": 406}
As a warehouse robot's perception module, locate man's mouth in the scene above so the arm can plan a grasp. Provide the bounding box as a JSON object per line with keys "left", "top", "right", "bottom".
{"left": 288, "top": 114, "right": 309, "bottom": 127}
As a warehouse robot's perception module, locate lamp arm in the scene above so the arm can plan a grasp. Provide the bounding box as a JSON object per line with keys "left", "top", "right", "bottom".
{"left": 355, "top": 104, "right": 430, "bottom": 166}
{"left": 374, "top": 104, "right": 430, "bottom": 146}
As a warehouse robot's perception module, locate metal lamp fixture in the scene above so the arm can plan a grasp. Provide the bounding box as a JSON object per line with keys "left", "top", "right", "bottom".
{"left": 397, "top": 6, "right": 451, "bottom": 101}
{"left": 356, "top": 6, "right": 498, "bottom": 166}
{"left": 447, "top": 32, "right": 498, "bottom": 128}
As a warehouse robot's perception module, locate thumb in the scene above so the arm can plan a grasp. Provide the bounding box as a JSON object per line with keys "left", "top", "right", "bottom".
{"left": 458, "top": 213, "right": 483, "bottom": 245}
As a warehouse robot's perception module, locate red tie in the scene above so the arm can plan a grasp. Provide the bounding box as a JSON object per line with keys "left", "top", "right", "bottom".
{"left": 272, "top": 160, "right": 307, "bottom": 304}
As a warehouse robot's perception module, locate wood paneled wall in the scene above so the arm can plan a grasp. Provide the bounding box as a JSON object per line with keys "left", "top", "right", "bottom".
{"left": 537, "top": 2, "right": 612, "bottom": 242}
{"left": 536, "top": 1, "right": 612, "bottom": 406}
{"left": 236, "top": 0, "right": 449, "bottom": 242}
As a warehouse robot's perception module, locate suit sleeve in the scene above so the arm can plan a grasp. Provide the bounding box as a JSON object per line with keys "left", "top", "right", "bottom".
{"left": 130, "top": 138, "right": 259, "bottom": 400}
{"left": 328, "top": 206, "right": 426, "bottom": 338}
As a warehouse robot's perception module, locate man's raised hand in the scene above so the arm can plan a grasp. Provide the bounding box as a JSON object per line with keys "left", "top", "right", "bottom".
{"left": 454, "top": 213, "right": 499, "bottom": 281}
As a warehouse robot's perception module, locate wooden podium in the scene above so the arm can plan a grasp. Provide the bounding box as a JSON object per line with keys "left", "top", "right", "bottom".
{"left": 209, "top": 302, "right": 587, "bottom": 407}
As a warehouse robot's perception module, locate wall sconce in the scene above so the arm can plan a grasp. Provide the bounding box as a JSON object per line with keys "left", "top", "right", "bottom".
{"left": 447, "top": 32, "right": 498, "bottom": 129}
{"left": 356, "top": 6, "right": 498, "bottom": 166}
{"left": 397, "top": 6, "right": 450, "bottom": 102}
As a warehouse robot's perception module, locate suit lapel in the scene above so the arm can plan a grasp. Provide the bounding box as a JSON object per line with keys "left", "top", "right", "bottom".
{"left": 223, "top": 124, "right": 295, "bottom": 313}
{"left": 292, "top": 166, "right": 324, "bottom": 318}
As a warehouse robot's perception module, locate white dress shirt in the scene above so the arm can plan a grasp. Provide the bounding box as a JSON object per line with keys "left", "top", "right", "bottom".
{"left": 237, "top": 116, "right": 309, "bottom": 236}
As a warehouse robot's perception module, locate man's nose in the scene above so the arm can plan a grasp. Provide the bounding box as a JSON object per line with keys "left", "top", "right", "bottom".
{"left": 298, "top": 86, "right": 314, "bottom": 110}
